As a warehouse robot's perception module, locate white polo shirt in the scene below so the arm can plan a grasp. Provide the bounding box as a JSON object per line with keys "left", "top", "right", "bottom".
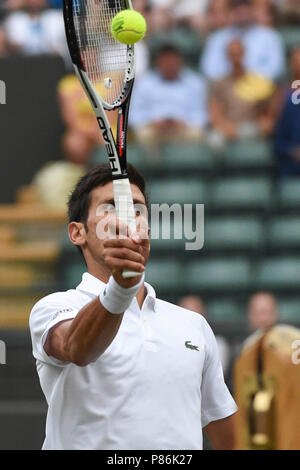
{"left": 29, "top": 273, "right": 237, "bottom": 450}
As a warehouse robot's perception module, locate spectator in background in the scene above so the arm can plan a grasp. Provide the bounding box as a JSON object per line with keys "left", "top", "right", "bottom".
{"left": 149, "top": 0, "right": 210, "bottom": 32}
{"left": 232, "top": 291, "right": 278, "bottom": 360}
{"left": 178, "top": 295, "right": 231, "bottom": 379}
{"left": 274, "top": 47, "right": 300, "bottom": 176}
{"left": 25, "top": 128, "right": 89, "bottom": 210}
{"left": 0, "top": 27, "right": 10, "bottom": 57}
{"left": 18, "top": 131, "right": 87, "bottom": 210}
{"left": 208, "top": 39, "right": 280, "bottom": 148}
{"left": 253, "top": 2, "right": 276, "bottom": 27}
{"left": 58, "top": 73, "right": 107, "bottom": 165}
{"left": 248, "top": 292, "right": 278, "bottom": 331}
{"left": 200, "top": 0, "right": 285, "bottom": 81}
{"left": 130, "top": 44, "right": 208, "bottom": 155}
{"left": 4, "top": 0, "right": 68, "bottom": 59}
{"left": 2, "top": 0, "right": 25, "bottom": 14}
{"left": 178, "top": 295, "right": 205, "bottom": 314}
{"left": 204, "top": 0, "right": 231, "bottom": 33}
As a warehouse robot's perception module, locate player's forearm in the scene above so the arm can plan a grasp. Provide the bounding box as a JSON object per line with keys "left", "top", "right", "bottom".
{"left": 64, "top": 270, "right": 144, "bottom": 366}
{"left": 64, "top": 297, "right": 123, "bottom": 366}
{"left": 203, "top": 414, "right": 236, "bottom": 450}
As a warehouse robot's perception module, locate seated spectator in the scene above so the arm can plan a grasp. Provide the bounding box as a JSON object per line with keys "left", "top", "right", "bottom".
{"left": 208, "top": 39, "right": 280, "bottom": 148}
{"left": 200, "top": 0, "right": 285, "bottom": 81}
{"left": 0, "top": 0, "right": 25, "bottom": 20}
{"left": 178, "top": 295, "right": 205, "bottom": 314}
{"left": 4, "top": 0, "right": 68, "bottom": 59}
{"left": 130, "top": 44, "right": 208, "bottom": 154}
{"left": 4, "top": 0, "right": 26, "bottom": 11}
{"left": 231, "top": 291, "right": 278, "bottom": 366}
{"left": 253, "top": 2, "right": 276, "bottom": 27}
{"left": 178, "top": 295, "right": 231, "bottom": 379}
{"left": 0, "top": 27, "right": 10, "bottom": 57}
{"left": 29, "top": 135, "right": 87, "bottom": 210}
{"left": 58, "top": 73, "right": 109, "bottom": 164}
{"left": 274, "top": 47, "right": 300, "bottom": 176}
{"left": 204, "top": 0, "right": 231, "bottom": 33}
{"left": 149, "top": 0, "right": 210, "bottom": 32}
{"left": 247, "top": 292, "right": 278, "bottom": 331}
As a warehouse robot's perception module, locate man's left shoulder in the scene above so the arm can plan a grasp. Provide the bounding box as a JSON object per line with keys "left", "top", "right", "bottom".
{"left": 156, "top": 298, "right": 206, "bottom": 324}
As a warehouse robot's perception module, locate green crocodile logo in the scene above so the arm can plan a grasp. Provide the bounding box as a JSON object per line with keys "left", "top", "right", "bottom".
{"left": 185, "top": 341, "right": 199, "bottom": 351}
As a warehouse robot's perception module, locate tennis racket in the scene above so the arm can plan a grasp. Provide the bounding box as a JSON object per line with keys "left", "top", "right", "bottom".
{"left": 63, "top": 0, "right": 141, "bottom": 278}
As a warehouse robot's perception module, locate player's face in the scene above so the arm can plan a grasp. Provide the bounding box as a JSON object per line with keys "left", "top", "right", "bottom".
{"left": 84, "top": 182, "right": 148, "bottom": 263}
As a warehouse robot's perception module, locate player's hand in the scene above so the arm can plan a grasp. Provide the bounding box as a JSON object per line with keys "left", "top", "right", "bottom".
{"left": 102, "top": 218, "right": 150, "bottom": 288}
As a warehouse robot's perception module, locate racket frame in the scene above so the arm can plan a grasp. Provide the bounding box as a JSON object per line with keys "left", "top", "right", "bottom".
{"left": 63, "top": 0, "right": 141, "bottom": 279}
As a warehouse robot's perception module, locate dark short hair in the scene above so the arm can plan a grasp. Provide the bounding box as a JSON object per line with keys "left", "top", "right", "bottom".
{"left": 68, "top": 163, "right": 148, "bottom": 227}
{"left": 154, "top": 43, "right": 183, "bottom": 60}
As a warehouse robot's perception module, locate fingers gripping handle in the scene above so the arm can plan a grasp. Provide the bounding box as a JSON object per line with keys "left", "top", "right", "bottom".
{"left": 113, "top": 179, "right": 143, "bottom": 279}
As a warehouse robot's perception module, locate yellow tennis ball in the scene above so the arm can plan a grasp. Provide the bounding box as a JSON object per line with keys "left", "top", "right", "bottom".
{"left": 111, "top": 9, "right": 147, "bottom": 45}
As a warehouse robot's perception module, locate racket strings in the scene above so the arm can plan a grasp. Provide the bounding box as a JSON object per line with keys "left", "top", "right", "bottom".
{"left": 73, "top": 0, "right": 128, "bottom": 106}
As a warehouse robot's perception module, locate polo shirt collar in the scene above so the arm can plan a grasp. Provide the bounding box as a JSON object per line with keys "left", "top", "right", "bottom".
{"left": 76, "top": 272, "right": 157, "bottom": 312}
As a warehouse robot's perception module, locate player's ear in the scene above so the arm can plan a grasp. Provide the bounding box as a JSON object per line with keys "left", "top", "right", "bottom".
{"left": 68, "top": 222, "right": 87, "bottom": 247}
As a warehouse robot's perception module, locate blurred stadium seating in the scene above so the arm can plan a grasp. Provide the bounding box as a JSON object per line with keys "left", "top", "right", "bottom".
{"left": 1, "top": 137, "right": 299, "bottom": 328}
{"left": 56, "top": 140, "right": 300, "bottom": 327}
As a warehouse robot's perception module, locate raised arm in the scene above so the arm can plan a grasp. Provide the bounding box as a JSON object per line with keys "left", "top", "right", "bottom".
{"left": 44, "top": 235, "right": 148, "bottom": 367}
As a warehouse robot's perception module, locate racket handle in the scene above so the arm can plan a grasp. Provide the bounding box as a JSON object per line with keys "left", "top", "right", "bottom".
{"left": 113, "top": 179, "right": 143, "bottom": 279}
{"left": 122, "top": 269, "right": 142, "bottom": 279}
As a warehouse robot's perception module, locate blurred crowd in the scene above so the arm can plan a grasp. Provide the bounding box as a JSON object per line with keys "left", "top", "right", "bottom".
{"left": 1, "top": 0, "right": 300, "bottom": 190}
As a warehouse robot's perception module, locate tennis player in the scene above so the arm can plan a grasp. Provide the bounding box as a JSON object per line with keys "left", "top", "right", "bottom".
{"left": 30, "top": 164, "right": 237, "bottom": 450}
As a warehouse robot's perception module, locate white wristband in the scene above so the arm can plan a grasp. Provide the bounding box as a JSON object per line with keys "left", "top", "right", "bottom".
{"left": 99, "top": 274, "right": 145, "bottom": 314}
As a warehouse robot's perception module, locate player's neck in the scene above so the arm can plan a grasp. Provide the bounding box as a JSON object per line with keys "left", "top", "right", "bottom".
{"left": 136, "top": 284, "right": 147, "bottom": 310}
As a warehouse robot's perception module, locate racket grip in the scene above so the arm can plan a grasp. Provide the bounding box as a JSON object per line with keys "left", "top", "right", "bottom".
{"left": 122, "top": 270, "right": 142, "bottom": 279}
{"left": 113, "top": 179, "right": 144, "bottom": 279}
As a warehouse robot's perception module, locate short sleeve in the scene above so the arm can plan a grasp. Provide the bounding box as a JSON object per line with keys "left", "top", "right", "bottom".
{"left": 29, "top": 297, "right": 78, "bottom": 367}
{"left": 201, "top": 319, "right": 238, "bottom": 427}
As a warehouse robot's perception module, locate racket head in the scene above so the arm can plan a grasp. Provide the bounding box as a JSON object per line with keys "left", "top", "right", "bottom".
{"left": 63, "top": 0, "right": 135, "bottom": 110}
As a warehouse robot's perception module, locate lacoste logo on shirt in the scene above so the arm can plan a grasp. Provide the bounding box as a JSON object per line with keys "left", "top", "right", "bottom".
{"left": 185, "top": 341, "right": 199, "bottom": 351}
{"left": 103, "top": 288, "right": 107, "bottom": 296}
